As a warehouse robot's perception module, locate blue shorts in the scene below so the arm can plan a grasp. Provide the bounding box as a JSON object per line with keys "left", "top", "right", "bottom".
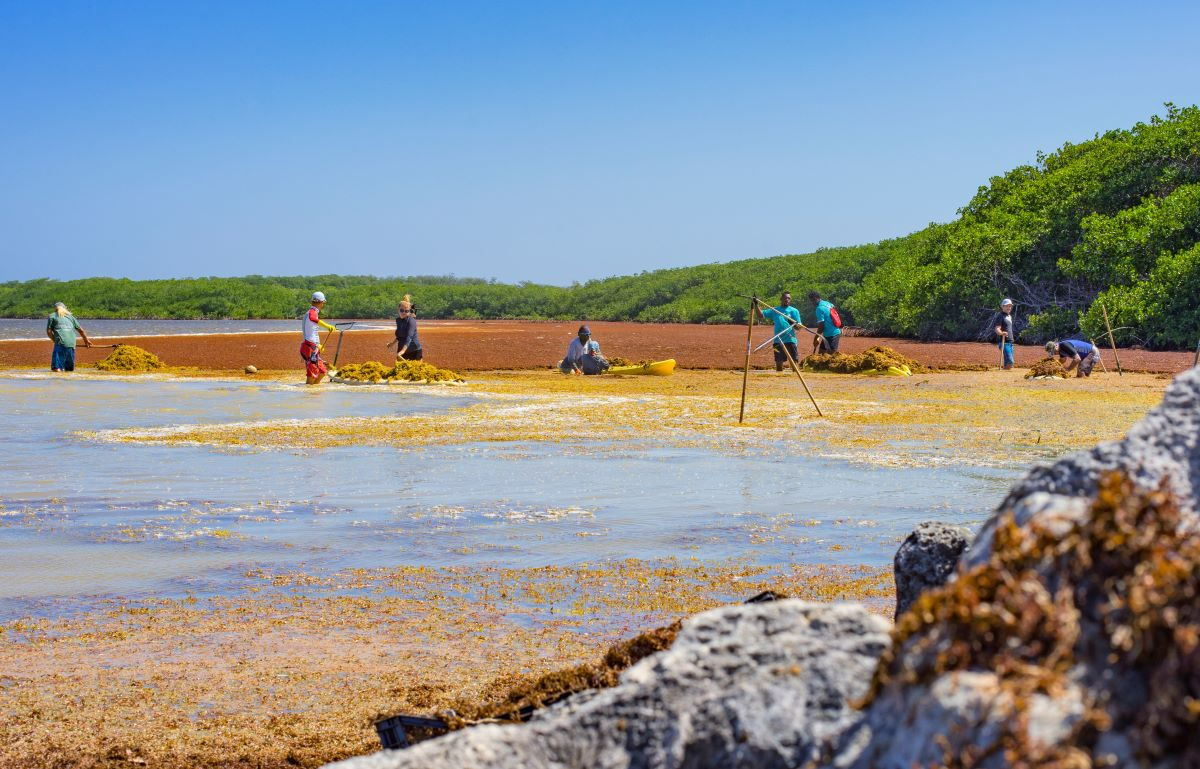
{"left": 51, "top": 344, "right": 76, "bottom": 372}
{"left": 1001, "top": 342, "right": 1014, "bottom": 366}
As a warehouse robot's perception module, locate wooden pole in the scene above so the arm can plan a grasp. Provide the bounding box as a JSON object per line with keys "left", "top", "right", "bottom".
{"left": 779, "top": 341, "right": 824, "bottom": 417}
{"left": 738, "top": 297, "right": 756, "bottom": 423}
{"left": 1099, "top": 301, "right": 1122, "bottom": 376}
{"left": 749, "top": 297, "right": 824, "bottom": 417}
{"left": 1193, "top": 339, "right": 1199, "bottom": 368}
{"left": 1090, "top": 339, "right": 1109, "bottom": 374}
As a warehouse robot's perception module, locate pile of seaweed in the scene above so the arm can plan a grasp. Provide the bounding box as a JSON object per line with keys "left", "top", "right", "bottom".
{"left": 335, "top": 360, "right": 464, "bottom": 383}
{"left": 866, "top": 472, "right": 1200, "bottom": 765}
{"left": 446, "top": 621, "right": 680, "bottom": 728}
{"left": 1025, "top": 357, "right": 1069, "bottom": 379}
{"left": 94, "top": 344, "right": 165, "bottom": 372}
{"left": 802, "top": 345, "right": 923, "bottom": 374}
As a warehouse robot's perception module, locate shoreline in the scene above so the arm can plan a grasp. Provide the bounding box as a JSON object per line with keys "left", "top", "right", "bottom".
{"left": 2, "top": 319, "right": 1195, "bottom": 372}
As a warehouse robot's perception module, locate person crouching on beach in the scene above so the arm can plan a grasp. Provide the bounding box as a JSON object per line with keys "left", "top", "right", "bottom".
{"left": 46, "top": 302, "right": 92, "bottom": 372}
{"left": 559, "top": 325, "right": 609, "bottom": 375}
{"left": 301, "top": 291, "right": 337, "bottom": 385}
{"left": 1047, "top": 339, "right": 1101, "bottom": 377}
{"left": 386, "top": 295, "right": 423, "bottom": 361}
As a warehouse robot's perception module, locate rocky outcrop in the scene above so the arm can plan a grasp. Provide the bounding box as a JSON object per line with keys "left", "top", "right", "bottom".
{"left": 328, "top": 370, "right": 1200, "bottom": 769}
{"left": 327, "top": 601, "right": 891, "bottom": 769}
{"left": 892, "top": 521, "right": 971, "bottom": 617}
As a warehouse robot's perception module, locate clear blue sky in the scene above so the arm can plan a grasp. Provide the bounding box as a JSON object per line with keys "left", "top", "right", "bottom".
{"left": 2, "top": 1, "right": 1198, "bottom": 285}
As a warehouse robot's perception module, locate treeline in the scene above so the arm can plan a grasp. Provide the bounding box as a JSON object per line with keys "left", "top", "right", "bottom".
{"left": 4, "top": 105, "right": 1200, "bottom": 348}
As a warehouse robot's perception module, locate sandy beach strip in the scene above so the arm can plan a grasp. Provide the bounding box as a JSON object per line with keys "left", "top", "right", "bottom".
{"left": 1, "top": 319, "right": 1194, "bottom": 372}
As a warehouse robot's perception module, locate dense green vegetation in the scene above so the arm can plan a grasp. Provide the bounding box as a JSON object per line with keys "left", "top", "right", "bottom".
{"left": 4, "top": 105, "right": 1200, "bottom": 348}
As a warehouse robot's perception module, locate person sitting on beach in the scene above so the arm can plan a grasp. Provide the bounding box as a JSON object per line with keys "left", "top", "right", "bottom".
{"left": 755, "top": 292, "right": 802, "bottom": 372}
{"left": 386, "top": 295, "right": 423, "bottom": 361}
{"left": 559, "top": 325, "right": 609, "bottom": 375}
{"left": 301, "top": 291, "right": 337, "bottom": 385}
{"left": 807, "top": 291, "right": 841, "bottom": 354}
{"left": 46, "top": 302, "right": 92, "bottom": 372}
{"left": 1046, "top": 339, "right": 1101, "bottom": 377}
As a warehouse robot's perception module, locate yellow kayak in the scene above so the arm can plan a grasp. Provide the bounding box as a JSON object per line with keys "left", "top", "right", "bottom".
{"left": 608, "top": 359, "right": 677, "bottom": 376}
{"left": 862, "top": 365, "right": 912, "bottom": 377}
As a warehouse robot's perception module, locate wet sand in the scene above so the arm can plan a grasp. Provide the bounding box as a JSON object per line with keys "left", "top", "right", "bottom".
{"left": 1, "top": 320, "right": 1193, "bottom": 372}
{"left": 0, "top": 362, "right": 1178, "bottom": 768}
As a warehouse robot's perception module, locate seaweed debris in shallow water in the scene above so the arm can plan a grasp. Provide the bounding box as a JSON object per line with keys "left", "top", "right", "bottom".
{"left": 94, "top": 344, "right": 164, "bottom": 372}
{"left": 865, "top": 471, "right": 1200, "bottom": 766}
{"left": 336, "top": 359, "right": 464, "bottom": 383}
{"left": 1025, "top": 356, "right": 1070, "bottom": 379}
{"left": 802, "top": 346, "right": 924, "bottom": 374}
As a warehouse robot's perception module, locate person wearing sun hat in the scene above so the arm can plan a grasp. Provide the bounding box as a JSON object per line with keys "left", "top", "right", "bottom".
{"left": 992, "top": 298, "right": 1016, "bottom": 370}
{"left": 558, "top": 325, "right": 609, "bottom": 375}
{"left": 46, "top": 301, "right": 92, "bottom": 372}
{"left": 301, "top": 291, "right": 337, "bottom": 384}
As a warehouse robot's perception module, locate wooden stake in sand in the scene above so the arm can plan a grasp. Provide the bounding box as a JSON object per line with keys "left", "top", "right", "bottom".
{"left": 752, "top": 297, "right": 824, "bottom": 418}
{"left": 739, "top": 296, "right": 756, "bottom": 424}
{"left": 1099, "top": 301, "right": 1123, "bottom": 376}
{"left": 1090, "top": 339, "right": 1109, "bottom": 374}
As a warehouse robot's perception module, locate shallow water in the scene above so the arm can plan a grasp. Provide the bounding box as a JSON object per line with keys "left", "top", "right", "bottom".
{"left": 0, "top": 317, "right": 390, "bottom": 340}
{"left": 0, "top": 375, "right": 1017, "bottom": 620}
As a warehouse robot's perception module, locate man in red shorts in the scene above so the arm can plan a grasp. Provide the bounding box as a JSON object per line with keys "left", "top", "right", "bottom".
{"left": 301, "top": 291, "right": 337, "bottom": 384}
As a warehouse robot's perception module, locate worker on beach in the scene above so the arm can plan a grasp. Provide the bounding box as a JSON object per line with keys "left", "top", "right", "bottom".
{"left": 386, "top": 294, "right": 423, "bottom": 361}
{"left": 807, "top": 291, "right": 841, "bottom": 353}
{"left": 992, "top": 298, "right": 1017, "bottom": 370}
{"left": 1047, "top": 339, "right": 1101, "bottom": 377}
{"left": 46, "top": 302, "right": 92, "bottom": 372}
{"left": 756, "top": 292, "right": 802, "bottom": 371}
{"left": 301, "top": 291, "right": 337, "bottom": 385}
{"left": 559, "top": 325, "right": 609, "bottom": 375}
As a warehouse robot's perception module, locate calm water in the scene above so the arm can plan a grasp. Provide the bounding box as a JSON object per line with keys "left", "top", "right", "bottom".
{"left": 0, "top": 375, "right": 1017, "bottom": 620}
{"left": 0, "top": 318, "right": 391, "bottom": 340}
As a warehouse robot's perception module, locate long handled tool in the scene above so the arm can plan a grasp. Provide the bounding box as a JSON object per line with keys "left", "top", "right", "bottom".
{"left": 1194, "top": 339, "right": 1199, "bottom": 368}
{"left": 1099, "top": 301, "right": 1122, "bottom": 376}
{"left": 750, "top": 297, "right": 824, "bottom": 417}
{"left": 331, "top": 322, "right": 355, "bottom": 369}
{"left": 1090, "top": 339, "right": 1109, "bottom": 374}
{"left": 739, "top": 296, "right": 755, "bottom": 424}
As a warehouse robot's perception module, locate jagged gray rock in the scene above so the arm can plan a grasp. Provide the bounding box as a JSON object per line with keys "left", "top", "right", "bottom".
{"left": 892, "top": 521, "right": 971, "bottom": 617}
{"left": 325, "top": 601, "right": 891, "bottom": 769}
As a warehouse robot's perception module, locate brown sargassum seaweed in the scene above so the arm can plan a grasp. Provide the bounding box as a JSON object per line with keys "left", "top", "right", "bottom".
{"left": 1025, "top": 357, "right": 1070, "bottom": 379}
{"left": 803, "top": 345, "right": 925, "bottom": 374}
{"left": 867, "top": 472, "right": 1200, "bottom": 767}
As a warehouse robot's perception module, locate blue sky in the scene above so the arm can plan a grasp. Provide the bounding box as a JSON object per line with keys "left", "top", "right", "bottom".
{"left": 2, "top": 1, "right": 1198, "bottom": 285}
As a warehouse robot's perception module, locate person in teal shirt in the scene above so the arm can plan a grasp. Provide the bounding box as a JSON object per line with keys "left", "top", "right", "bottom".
{"left": 808, "top": 291, "right": 842, "bottom": 353}
{"left": 756, "top": 292, "right": 802, "bottom": 371}
{"left": 46, "top": 302, "right": 92, "bottom": 372}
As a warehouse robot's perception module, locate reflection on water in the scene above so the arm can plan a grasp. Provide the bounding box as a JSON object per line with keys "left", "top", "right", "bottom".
{"left": 0, "top": 376, "right": 1017, "bottom": 619}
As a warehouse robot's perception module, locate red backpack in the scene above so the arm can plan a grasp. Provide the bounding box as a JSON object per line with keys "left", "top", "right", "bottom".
{"left": 829, "top": 305, "right": 843, "bottom": 329}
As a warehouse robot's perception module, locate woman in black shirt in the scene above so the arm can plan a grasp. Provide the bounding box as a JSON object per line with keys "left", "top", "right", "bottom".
{"left": 387, "top": 295, "right": 423, "bottom": 361}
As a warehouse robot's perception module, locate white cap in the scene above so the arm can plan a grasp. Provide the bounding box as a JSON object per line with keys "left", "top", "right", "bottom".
{"left": 1000, "top": 297, "right": 1013, "bottom": 307}
{"left": 54, "top": 301, "right": 66, "bottom": 309}
{"left": 311, "top": 291, "right": 326, "bottom": 302}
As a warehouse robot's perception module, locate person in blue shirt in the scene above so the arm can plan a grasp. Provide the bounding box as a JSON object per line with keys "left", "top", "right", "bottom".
{"left": 559, "top": 325, "right": 610, "bottom": 375}
{"left": 756, "top": 292, "right": 802, "bottom": 372}
{"left": 807, "top": 291, "right": 842, "bottom": 353}
{"left": 1047, "top": 339, "right": 1100, "bottom": 377}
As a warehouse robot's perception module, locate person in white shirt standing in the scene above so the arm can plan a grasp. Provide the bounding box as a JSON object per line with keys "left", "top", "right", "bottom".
{"left": 301, "top": 291, "right": 337, "bottom": 384}
{"left": 558, "top": 325, "right": 609, "bottom": 375}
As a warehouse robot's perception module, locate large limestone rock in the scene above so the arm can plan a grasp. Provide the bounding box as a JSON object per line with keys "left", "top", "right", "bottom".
{"left": 892, "top": 521, "right": 971, "bottom": 617}
{"left": 326, "top": 601, "right": 891, "bottom": 769}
